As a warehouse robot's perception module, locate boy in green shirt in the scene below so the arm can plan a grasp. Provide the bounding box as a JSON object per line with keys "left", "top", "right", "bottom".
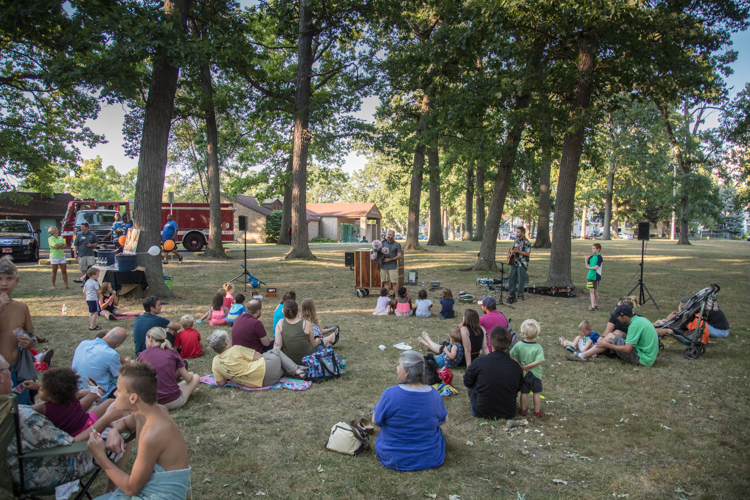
{"left": 585, "top": 243, "right": 603, "bottom": 311}
{"left": 509, "top": 319, "right": 546, "bottom": 418}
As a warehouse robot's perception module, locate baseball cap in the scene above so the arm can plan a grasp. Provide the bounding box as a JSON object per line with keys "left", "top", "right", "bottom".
{"left": 614, "top": 304, "right": 633, "bottom": 317}
{"left": 481, "top": 296, "right": 496, "bottom": 307}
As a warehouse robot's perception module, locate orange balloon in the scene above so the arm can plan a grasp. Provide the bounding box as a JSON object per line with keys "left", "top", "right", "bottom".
{"left": 163, "top": 239, "right": 175, "bottom": 251}
{"left": 118, "top": 235, "right": 127, "bottom": 246}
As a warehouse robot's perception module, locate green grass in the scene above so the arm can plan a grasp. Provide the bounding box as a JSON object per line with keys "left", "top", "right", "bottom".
{"left": 7, "top": 239, "right": 750, "bottom": 499}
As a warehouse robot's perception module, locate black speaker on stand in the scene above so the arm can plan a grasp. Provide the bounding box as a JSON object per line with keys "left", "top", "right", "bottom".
{"left": 230, "top": 215, "right": 253, "bottom": 292}
{"left": 627, "top": 222, "right": 659, "bottom": 309}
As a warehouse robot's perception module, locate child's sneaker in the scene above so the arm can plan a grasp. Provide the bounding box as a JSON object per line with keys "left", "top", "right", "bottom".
{"left": 519, "top": 408, "right": 528, "bottom": 416}
{"left": 565, "top": 346, "right": 575, "bottom": 353}
{"left": 533, "top": 410, "right": 547, "bottom": 418}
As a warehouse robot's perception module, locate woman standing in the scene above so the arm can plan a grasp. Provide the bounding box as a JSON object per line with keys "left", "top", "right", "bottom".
{"left": 373, "top": 351, "right": 447, "bottom": 471}
{"left": 47, "top": 226, "right": 69, "bottom": 289}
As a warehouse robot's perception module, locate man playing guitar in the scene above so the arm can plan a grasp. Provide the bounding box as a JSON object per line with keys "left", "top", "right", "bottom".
{"left": 507, "top": 226, "right": 531, "bottom": 304}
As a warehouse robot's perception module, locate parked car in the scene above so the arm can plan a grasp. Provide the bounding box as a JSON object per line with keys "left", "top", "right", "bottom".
{"left": 395, "top": 233, "right": 403, "bottom": 240}
{"left": 618, "top": 232, "right": 634, "bottom": 239}
{"left": 0, "top": 219, "right": 40, "bottom": 262}
{"left": 418, "top": 234, "right": 427, "bottom": 240}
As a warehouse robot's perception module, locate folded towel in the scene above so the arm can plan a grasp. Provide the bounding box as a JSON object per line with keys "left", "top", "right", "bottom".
{"left": 199, "top": 374, "right": 311, "bottom": 391}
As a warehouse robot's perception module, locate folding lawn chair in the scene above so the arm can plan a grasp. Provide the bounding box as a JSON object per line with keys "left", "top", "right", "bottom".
{"left": 0, "top": 394, "right": 130, "bottom": 500}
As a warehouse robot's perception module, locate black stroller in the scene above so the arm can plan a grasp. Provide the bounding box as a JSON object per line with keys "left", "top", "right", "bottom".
{"left": 658, "top": 284, "right": 719, "bottom": 360}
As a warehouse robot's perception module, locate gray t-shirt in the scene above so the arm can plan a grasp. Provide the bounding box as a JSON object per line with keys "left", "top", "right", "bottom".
{"left": 75, "top": 231, "right": 98, "bottom": 257}
{"left": 381, "top": 240, "right": 402, "bottom": 270}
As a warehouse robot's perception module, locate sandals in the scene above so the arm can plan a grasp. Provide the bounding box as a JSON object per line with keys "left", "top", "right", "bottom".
{"left": 357, "top": 418, "right": 375, "bottom": 435}
{"left": 88, "top": 325, "right": 102, "bottom": 331}
{"left": 330, "top": 325, "right": 340, "bottom": 346}
{"left": 519, "top": 409, "right": 528, "bottom": 416}
{"left": 36, "top": 336, "right": 47, "bottom": 344}
{"left": 533, "top": 410, "right": 548, "bottom": 418}
{"left": 586, "top": 306, "right": 596, "bottom": 312}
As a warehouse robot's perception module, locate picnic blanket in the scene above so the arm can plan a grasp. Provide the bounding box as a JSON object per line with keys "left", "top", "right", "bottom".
{"left": 199, "top": 374, "right": 311, "bottom": 391}
{"left": 432, "top": 382, "right": 458, "bottom": 398}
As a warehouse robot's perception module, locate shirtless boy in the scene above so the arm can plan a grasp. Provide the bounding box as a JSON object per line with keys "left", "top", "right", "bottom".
{"left": 0, "top": 256, "right": 37, "bottom": 404}
{"left": 87, "top": 362, "right": 191, "bottom": 499}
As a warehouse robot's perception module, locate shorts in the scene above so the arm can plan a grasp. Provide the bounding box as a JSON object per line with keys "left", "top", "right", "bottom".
{"left": 72, "top": 412, "right": 98, "bottom": 437}
{"left": 587, "top": 280, "right": 599, "bottom": 290}
{"left": 50, "top": 256, "right": 67, "bottom": 265}
{"left": 521, "top": 372, "right": 543, "bottom": 394}
{"left": 380, "top": 268, "right": 399, "bottom": 283}
{"left": 78, "top": 256, "right": 96, "bottom": 274}
{"left": 163, "top": 387, "right": 190, "bottom": 411}
{"left": 611, "top": 335, "right": 641, "bottom": 365}
{"left": 87, "top": 300, "right": 101, "bottom": 313}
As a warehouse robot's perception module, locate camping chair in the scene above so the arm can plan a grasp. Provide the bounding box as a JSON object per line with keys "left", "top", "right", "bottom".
{"left": 0, "top": 394, "right": 131, "bottom": 500}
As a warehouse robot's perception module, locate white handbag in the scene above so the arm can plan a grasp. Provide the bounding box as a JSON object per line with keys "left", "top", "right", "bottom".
{"left": 325, "top": 421, "right": 370, "bottom": 455}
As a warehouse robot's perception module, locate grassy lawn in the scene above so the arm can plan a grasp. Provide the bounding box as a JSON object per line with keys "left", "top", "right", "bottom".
{"left": 8, "top": 239, "right": 750, "bottom": 499}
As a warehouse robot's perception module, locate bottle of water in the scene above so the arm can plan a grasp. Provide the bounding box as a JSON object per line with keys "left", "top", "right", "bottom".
{"left": 339, "top": 356, "right": 347, "bottom": 374}
{"left": 62, "top": 304, "right": 67, "bottom": 316}
{"left": 421, "top": 280, "right": 425, "bottom": 287}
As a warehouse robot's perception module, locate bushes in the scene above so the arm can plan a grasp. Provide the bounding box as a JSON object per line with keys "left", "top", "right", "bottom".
{"left": 310, "top": 237, "right": 337, "bottom": 243}
{"left": 263, "top": 210, "right": 282, "bottom": 243}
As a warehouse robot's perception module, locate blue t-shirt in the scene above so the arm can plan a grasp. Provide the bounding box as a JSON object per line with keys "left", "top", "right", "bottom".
{"left": 439, "top": 298, "right": 455, "bottom": 319}
{"left": 162, "top": 220, "right": 178, "bottom": 241}
{"left": 133, "top": 313, "right": 171, "bottom": 356}
{"left": 273, "top": 303, "right": 285, "bottom": 333}
{"left": 373, "top": 385, "right": 447, "bottom": 471}
{"left": 71, "top": 338, "right": 121, "bottom": 397}
{"left": 227, "top": 304, "right": 246, "bottom": 323}
{"left": 588, "top": 331, "right": 601, "bottom": 343}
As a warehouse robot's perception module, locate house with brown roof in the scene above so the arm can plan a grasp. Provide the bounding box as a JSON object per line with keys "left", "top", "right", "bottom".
{"left": 221, "top": 194, "right": 322, "bottom": 243}
{"left": 0, "top": 192, "right": 75, "bottom": 249}
{"left": 306, "top": 203, "right": 382, "bottom": 242}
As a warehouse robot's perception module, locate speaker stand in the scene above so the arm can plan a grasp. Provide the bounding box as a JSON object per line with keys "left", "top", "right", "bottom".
{"left": 627, "top": 239, "right": 659, "bottom": 310}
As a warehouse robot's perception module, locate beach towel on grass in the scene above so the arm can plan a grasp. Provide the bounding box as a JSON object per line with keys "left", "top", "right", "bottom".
{"left": 200, "top": 374, "right": 311, "bottom": 391}
{"left": 432, "top": 382, "right": 458, "bottom": 397}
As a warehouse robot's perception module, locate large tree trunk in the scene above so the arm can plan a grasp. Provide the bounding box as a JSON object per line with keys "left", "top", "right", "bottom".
{"left": 404, "top": 93, "right": 431, "bottom": 251}
{"left": 472, "top": 154, "right": 485, "bottom": 241}
{"left": 278, "top": 154, "right": 293, "bottom": 245}
{"left": 132, "top": 0, "right": 190, "bottom": 298}
{"left": 547, "top": 30, "right": 596, "bottom": 287}
{"left": 533, "top": 150, "right": 552, "bottom": 248}
{"left": 603, "top": 160, "right": 615, "bottom": 240}
{"left": 427, "top": 146, "right": 445, "bottom": 246}
{"left": 286, "top": 0, "right": 315, "bottom": 260}
{"left": 199, "top": 62, "right": 225, "bottom": 258}
{"left": 656, "top": 100, "right": 691, "bottom": 245}
{"left": 463, "top": 164, "right": 474, "bottom": 240}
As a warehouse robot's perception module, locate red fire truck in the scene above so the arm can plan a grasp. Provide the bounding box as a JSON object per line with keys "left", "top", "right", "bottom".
{"left": 162, "top": 202, "right": 235, "bottom": 251}
{"left": 61, "top": 199, "right": 235, "bottom": 252}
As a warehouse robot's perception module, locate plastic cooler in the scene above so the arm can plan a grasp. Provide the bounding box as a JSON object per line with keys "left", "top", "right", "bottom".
{"left": 95, "top": 249, "right": 116, "bottom": 267}
{"left": 116, "top": 254, "right": 137, "bottom": 272}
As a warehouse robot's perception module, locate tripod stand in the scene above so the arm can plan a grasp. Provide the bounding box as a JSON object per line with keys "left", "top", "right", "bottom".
{"left": 627, "top": 239, "right": 659, "bottom": 310}
{"left": 495, "top": 262, "right": 514, "bottom": 309}
{"left": 229, "top": 223, "right": 265, "bottom": 292}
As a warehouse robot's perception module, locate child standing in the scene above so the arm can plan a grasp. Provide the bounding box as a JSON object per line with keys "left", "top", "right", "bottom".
{"left": 585, "top": 243, "right": 603, "bottom": 311}
{"left": 83, "top": 267, "right": 102, "bottom": 331}
{"left": 510, "top": 319, "right": 546, "bottom": 418}
{"left": 439, "top": 288, "right": 455, "bottom": 320}
{"left": 22, "top": 367, "right": 115, "bottom": 438}
{"left": 394, "top": 287, "right": 415, "bottom": 317}
{"left": 559, "top": 320, "right": 601, "bottom": 355}
{"left": 414, "top": 289, "right": 433, "bottom": 318}
{"left": 226, "top": 293, "right": 246, "bottom": 324}
{"left": 223, "top": 283, "right": 235, "bottom": 309}
{"left": 0, "top": 256, "right": 38, "bottom": 405}
{"left": 174, "top": 315, "right": 203, "bottom": 359}
{"left": 373, "top": 288, "right": 393, "bottom": 316}
{"left": 420, "top": 328, "right": 464, "bottom": 367}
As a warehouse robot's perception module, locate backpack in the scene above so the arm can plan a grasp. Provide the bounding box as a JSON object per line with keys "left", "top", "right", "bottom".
{"left": 325, "top": 421, "right": 370, "bottom": 455}
{"left": 423, "top": 354, "right": 442, "bottom": 386}
{"left": 302, "top": 347, "right": 341, "bottom": 383}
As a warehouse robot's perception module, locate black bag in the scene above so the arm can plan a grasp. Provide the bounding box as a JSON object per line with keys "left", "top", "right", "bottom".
{"left": 423, "top": 354, "right": 442, "bottom": 386}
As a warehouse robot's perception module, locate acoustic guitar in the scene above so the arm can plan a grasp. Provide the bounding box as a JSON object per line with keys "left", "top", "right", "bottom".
{"left": 507, "top": 243, "right": 515, "bottom": 265}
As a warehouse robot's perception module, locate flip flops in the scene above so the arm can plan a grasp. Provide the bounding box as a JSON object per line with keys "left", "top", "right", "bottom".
{"left": 88, "top": 325, "right": 102, "bottom": 331}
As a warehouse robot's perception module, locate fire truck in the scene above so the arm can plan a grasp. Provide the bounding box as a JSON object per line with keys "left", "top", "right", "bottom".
{"left": 61, "top": 199, "right": 235, "bottom": 252}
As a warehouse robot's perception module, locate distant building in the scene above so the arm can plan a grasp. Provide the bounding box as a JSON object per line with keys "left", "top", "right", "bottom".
{"left": 0, "top": 192, "right": 75, "bottom": 249}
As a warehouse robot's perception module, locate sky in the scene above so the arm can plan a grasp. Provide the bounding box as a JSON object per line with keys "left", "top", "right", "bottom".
{"left": 79, "top": 30, "right": 750, "bottom": 177}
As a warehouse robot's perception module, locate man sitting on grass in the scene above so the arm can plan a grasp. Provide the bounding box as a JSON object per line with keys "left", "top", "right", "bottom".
{"left": 87, "top": 362, "right": 191, "bottom": 500}
{"left": 566, "top": 304, "right": 659, "bottom": 366}
{"left": 133, "top": 296, "right": 181, "bottom": 357}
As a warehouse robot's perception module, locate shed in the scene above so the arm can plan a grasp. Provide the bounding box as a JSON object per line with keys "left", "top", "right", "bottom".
{"left": 306, "top": 203, "right": 382, "bottom": 242}
{"left": 0, "top": 192, "right": 75, "bottom": 249}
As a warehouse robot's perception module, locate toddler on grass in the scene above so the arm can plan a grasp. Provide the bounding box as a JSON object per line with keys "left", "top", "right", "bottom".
{"left": 373, "top": 288, "right": 394, "bottom": 315}
{"left": 174, "top": 315, "right": 203, "bottom": 359}
{"left": 226, "top": 293, "right": 247, "bottom": 324}
{"left": 510, "top": 319, "right": 547, "bottom": 418}
{"left": 439, "top": 288, "right": 455, "bottom": 320}
{"left": 559, "top": 320, "right": 600, "bottom": 356}
{"left": 415, "top": 289, "right": 433, "bottom": 318}
{"left": 394, "top": 287, "right": 415, "bottom": 317}
{"left": 419, "top": 327, "right": 464, "bottom": 368}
